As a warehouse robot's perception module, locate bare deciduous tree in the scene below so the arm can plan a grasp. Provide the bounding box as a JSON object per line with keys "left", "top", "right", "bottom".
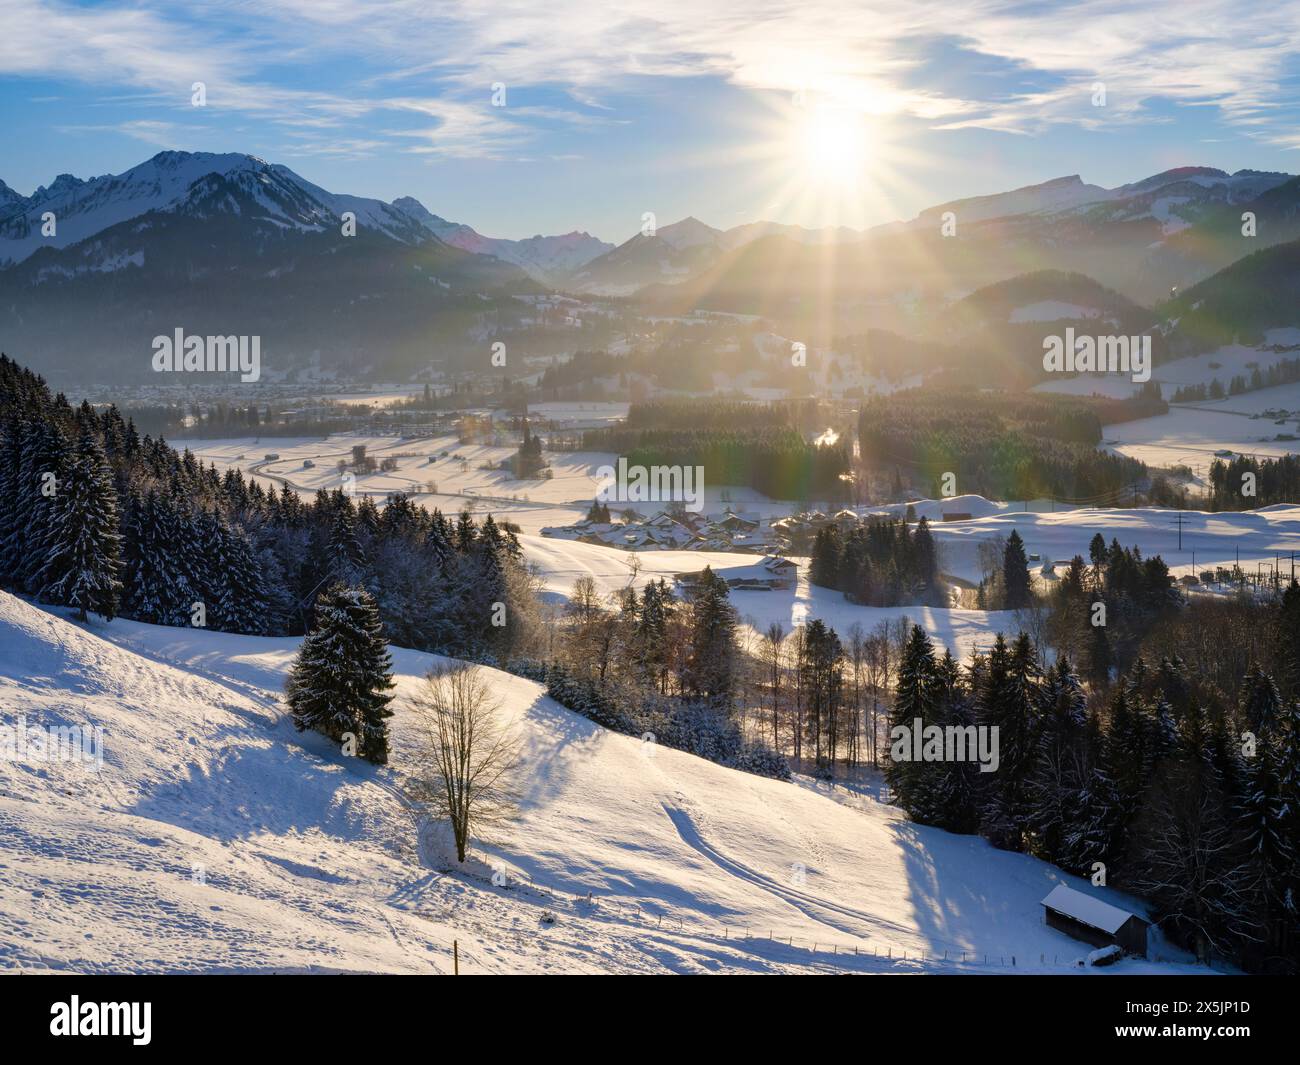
{"left": 762, "top": 622, "right": 785, "bottom": 749}
{"left": 408, "top": 663, "right": 519, "bottom": 864}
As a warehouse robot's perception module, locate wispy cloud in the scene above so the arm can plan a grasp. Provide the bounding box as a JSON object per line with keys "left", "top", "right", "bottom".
{"left": 3, "top": 0, "right": 1299, "bottom": 158}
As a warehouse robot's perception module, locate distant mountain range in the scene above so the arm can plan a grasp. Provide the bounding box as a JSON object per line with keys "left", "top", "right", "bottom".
{"left": 3, "top": 151, "right": 1300, "bottom": 384}
{"left": 0, "top": 152, "right": 547, "bottom": 382}
{"left": 634, "top": 168, "right": 1300, "bottom": 333}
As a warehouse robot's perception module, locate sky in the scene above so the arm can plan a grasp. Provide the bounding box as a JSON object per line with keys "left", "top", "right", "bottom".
{"left": 2, "top": 0, "right": 1300, "bottom": 242}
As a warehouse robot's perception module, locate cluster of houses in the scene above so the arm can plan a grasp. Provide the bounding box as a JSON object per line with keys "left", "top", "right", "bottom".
{"left": 540, "top": 505, "right": 905, "bottom": 556}
{"left": 542, "top": 509, "right": 786, "bottom": 553}
{"left": 548, "top": 503, "right": 982, "bottom": 558}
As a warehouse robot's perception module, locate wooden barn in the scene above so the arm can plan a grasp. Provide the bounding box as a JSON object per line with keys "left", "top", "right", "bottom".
{"left": 1041, "top": 884, "right": 1150, "bottom": 955}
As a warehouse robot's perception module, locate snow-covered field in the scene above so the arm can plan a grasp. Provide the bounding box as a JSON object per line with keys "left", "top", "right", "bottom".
{"left": 1035, "top": 337, "right": 1300, "bottom": 402}
{"left": 1101, "top": 406, "right": 1300, "bottom": 476}
{"left": 522, "top": 532, "right": 1017, "bottom": 658}
{"left": 521, "top": 500, "right": 1300, "bottom": 637}
{"left": 1033, "top": 341, "right": 1300, "bottom": 475}
{"left": 175, "top": 434, "right": 613, "bottom": 533}
{"left": 0, "top": 593, "right": 1208, "bottom": 974}
{"left": 176, "top": 433, "right": 803, "bottom": 535}
{"left": 919, "top": 501, "right": 1300, "bottom": 584}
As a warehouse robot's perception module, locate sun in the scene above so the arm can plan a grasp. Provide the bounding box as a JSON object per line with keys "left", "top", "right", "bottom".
{"left": 697, "top": 90, "right": 922, "bottom": 232}
{"left": 794, "top": 107, "right": 872, "bottom": 190}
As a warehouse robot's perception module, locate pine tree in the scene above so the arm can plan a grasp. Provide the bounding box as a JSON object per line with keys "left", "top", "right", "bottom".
{"left": 1277, "top": 581, "right": 1300, "bottom": 699}
{"left": 1241, "top": 668, "right": 1282, "bottom": 737}
{"left": 683, "top": 567, "right": 739, "bottom": 709}
{"left": 1067, "top": 719, "right": 1118, "bottom": 876}
{"left": 1002, "top": 529, "right": 1031, "bottom": 609}
{"left": 0, "top": 415, "right": 26, "bottom": 584}
{"left": 913, "top": 516, "right": 939, "bottom": 601}
{"left": 800, "top": 619, "right": 843, "bottom": 769}
{"left": 975, "top": 632, "right": 1039, "bottom": 849}
{"left": 929, "top": 649, "right": 979, "bottom": 831}
{"left": 1272, "top": 702, "right": 1300, "bottom": 949}
{"left": 636, "top": 579, "right": 672, "bottom": 693}
{"left": 1238, "top": 724, "right": 1294, "bottom": 915}
{"left": 36, "top": 424, "right": 122, "bottom": 621}
{"left": 122, "top": 490, "right": 195, "bottom": 625}
{"left": 1086, "top": 609, "right": 1112, "bottom": 685}
{"left": 1096, "top": 684, "right": 1148, "bottom": 861}
{"left": 887, "top": 624, "right": 936, "bottom": 813}
{"left": 17, "top": 418, "right": 72, "bottom": 591}
{"left": 809, "top": 527, "right": 842, "bottom": 590}
{"left": 454, "top": 509, "right": 477, "bottom": 553}
{"left": 328, "top": 502, "right": 366, "bottom": 584}
{"left": 286, "top": 583, "right": 395, "bottom": 764}
{"left": 1024, "top": 657, "right": 1087, "bottom": 864}
{"left": 212, "top": 520, "right": 268, "bottom": 634}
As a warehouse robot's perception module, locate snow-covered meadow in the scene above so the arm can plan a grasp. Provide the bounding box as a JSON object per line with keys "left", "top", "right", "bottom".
{"left": 0, "top": 593, "right": 1208, "bottom": 974}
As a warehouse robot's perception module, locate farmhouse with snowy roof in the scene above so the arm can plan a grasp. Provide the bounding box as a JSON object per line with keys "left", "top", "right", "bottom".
{"left": 1040, "top": 884, "right": 1149, "bottom": 955}
{"left": 674, "top": 555, "right": 797, "bottom": 592}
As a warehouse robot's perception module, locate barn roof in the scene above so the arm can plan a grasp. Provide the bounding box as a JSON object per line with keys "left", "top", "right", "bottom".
{"left": 1041, "top": 884, "right": 1142, "bottom": 935}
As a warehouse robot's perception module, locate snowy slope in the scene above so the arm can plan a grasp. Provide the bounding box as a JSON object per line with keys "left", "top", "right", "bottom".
{"left": 0, "top": 593, "right": 1206, "bottom": 974}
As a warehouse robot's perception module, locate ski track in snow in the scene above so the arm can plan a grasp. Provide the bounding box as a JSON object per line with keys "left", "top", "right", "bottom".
{"left": 661, "top": 802, "right": 943, "bottom": 951}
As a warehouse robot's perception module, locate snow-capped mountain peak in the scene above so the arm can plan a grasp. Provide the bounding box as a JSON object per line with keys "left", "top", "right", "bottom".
{"left": 0, "top": 151, "right": 435, "bottom": 267}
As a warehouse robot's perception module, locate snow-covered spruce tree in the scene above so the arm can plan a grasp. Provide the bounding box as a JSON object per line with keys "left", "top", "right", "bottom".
{"left": 1238, "top": 715, "right": 1294, "bottom": 912}
{"left": 327, "top": 501, "right": 366, "bottom": 585}
{"left": 1096, "top": 684, "right": 1145, "bottom": 858}
{"left": 1066, "top": 745, "right": 1119, "bottom": 875}
{"left": 211, "top": 520, "right": 269, "bottom": 634}
{"left": 1024, "top": 657, "right": 1089, "bottom": 865}
{"left": 1127, "top": 753, "right": 1260, "bottom": 964}
{"left": 36, "top": 423, "right": 122, "bottom": 622}
{"left": 122, "top": 489, "right": 195, "bottom": 625}
{"left": 974, "top": 632, "right": 1039, "bottom": 850}
{"left": 928, "top": 648, "right": 979, "bottom": 832}
{"left": 886, "top": 623, "right": 936, "bottom": 814}
{"left": 683, "top": 566, "right": 739, "bottom": 710}
{"left": 285, "top": 583, "right": 395, "bottom": 764}
{"left": 1276, "top": 580, "right": 1300, "bottom": 700}
{"left": 0, "top": 414, "right": 27, "bottom": 584}
{"left": 16, "top": 417, "right": 72, "bottom": 592}
{"left": 180, "top": 506, "right": 221, "bottom": 610}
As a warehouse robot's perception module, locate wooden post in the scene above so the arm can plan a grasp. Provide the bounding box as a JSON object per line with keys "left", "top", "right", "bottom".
{"left": 454, "top": 939, "right": 459, "bottom": 976}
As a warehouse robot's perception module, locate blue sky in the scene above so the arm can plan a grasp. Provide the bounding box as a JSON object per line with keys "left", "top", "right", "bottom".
{"left": 2, "top": 0, "right": 1299, "bottom": 241}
